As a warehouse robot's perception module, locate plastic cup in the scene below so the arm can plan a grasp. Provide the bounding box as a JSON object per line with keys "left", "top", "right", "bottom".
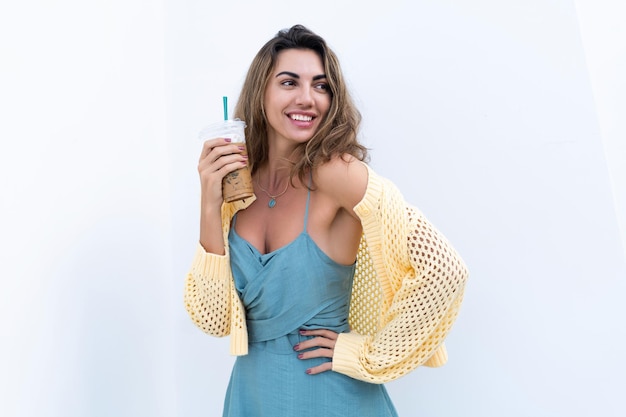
{"left": 199, "top": 119, "right": 254, "bottom": 203}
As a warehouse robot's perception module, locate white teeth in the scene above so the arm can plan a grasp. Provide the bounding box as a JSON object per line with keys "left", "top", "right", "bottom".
{"left": 290, "top": 114, "right": 313, "bottom": 122}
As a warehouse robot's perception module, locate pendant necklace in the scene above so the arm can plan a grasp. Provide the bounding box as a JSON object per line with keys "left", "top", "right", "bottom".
{"left": 256, "top": 177, "right": 289, "bottom": 208}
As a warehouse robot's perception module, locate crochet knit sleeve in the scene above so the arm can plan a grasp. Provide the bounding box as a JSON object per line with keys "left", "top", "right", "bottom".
{"left": 183, "top": 200, "right": 252, "bottom": 355}
{"left": 332, "top": 173, "right": 469, "bottom": 383}
{"left": 183, "top": 243, "right": 233, "bottom": 337}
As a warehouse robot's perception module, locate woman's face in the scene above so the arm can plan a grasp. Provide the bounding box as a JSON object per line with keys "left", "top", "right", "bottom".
{"left": 263, "top": 48, "right": 331, "bottom": 146}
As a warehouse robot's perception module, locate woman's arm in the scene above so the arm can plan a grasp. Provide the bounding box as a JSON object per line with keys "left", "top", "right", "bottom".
{"left": 295, "top": 160, "right": 467, "bottom": 380}
{"left": 184, "top": 137, "right": 248, "bottom": 337}
{"left": 332, "top": 170, "right": 469, "bottom": 383}
{"left": 184, "top": 205, "right": 251, "bottom": 351}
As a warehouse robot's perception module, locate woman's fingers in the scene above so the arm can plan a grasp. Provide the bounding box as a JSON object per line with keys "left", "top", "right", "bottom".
{"left": 295, "top": 330, "right": 337, "bottom": 351}
{"left": 294, "top": 329, "right": 339, "bottom": 375}
{"left": 297, "top": 346, "right": 334, "bottom": 359}
{"left": 199, "top": 138, "right": 244, "bottom": 166}
{"left": 197, "top": 138, "right": 247, "bottom": 205}
{"left": 305, "top": 361, "right": 333, "bottom": 375}
{"left": 199, "top": 152, "right": 246, "bottom": 176}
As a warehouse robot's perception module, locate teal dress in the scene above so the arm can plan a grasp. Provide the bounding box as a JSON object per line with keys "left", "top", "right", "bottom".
{"left": 223, "top": 189, "right": 398, "bottom": 417}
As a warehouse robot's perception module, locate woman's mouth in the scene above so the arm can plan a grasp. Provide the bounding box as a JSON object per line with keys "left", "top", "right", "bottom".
{"left": 289, "top": 114, "right": 314, "bottom": 122}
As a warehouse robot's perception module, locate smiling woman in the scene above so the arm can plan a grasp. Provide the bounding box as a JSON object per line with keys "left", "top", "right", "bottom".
{"left": 262, "top": 50, "right": 331, "bottom": 153}
{"left": 184, "top": 24, "right": 468, "bottom": 417}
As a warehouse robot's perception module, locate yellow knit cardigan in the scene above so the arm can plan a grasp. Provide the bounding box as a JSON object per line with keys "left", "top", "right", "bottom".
{"left": 184, "top": 163, "right": 468, "bottom": 383}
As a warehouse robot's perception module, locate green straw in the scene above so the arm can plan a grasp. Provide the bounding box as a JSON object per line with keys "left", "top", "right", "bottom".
{"left": 223, "top": 96, "right": 228, "bottom": 120}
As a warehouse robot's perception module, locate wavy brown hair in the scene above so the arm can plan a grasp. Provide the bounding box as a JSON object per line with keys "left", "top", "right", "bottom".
{"left": 233, "top": 24, "right": 368, "bottom": 186}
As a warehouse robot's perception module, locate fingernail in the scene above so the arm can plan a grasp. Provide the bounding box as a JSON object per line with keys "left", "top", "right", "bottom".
{"left": 297, "top": 353, "right": 304, "bottom": 359}
{"left": 293, "top": 344, "right": 300, "bottom": 351}
{"left": 299, "top": 330, "right": 306, "bottom": 335}
{"left": 305, "top": 369, "right": 312, "bottom": 374}
{"left": 224, "top": 138, "right": 232, "bottom": 142}
{"left": 238, "top": 146, "right": 245, "bottom": 150}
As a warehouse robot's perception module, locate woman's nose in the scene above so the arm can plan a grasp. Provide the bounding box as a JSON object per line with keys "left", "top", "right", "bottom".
{"left": 296, "top": 86, "right": 314, "bottom": 106}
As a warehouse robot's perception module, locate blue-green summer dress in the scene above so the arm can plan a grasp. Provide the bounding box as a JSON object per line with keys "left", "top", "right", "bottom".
{"left": 224, "top": 188, "right": 398, "bottom": 417}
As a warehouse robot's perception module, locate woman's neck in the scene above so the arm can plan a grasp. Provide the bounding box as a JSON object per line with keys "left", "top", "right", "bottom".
{"left": 256, "top": 157, "right": 292, "bottom": 191}
{"left": 261, "top": 140, "right": 300, "bottom": 188}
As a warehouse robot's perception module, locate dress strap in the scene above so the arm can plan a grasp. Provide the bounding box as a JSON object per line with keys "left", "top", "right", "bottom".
{"left": 303, "top": 172, "right": 312, "bottom": 232}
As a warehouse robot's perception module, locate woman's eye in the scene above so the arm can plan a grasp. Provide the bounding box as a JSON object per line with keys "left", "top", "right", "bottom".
{"left": 315, "top": 83, "right": 330, "bottom": 92}
{"left": 281, "top": 80, "right": 296, "bottom": 87}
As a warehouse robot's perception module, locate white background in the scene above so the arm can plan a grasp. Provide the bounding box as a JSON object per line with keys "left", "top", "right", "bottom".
{"left": 1, "top": 1, "right": 625, "bottom": 416}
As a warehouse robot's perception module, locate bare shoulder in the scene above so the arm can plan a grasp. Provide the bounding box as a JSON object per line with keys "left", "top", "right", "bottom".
{"left": 315, "top": 154, "right": 369, "bottom": 211}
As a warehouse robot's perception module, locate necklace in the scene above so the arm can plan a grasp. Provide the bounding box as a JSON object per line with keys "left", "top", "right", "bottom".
{"left": 256, "top": 177, "right": 289, "bottom": 208}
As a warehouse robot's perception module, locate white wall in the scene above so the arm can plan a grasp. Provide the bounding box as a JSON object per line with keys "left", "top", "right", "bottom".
{"left": 0, "top": 1, "right": 176, "bottom": 416}
{"left": 575, "top": 0, "right": 626, "bottom": 259}
{"left": 1, "top": 1, "right": 624, "bottom": 416}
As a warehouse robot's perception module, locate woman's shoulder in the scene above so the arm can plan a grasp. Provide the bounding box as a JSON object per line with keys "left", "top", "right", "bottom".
{"left": 317, "top": 153, "right": 368, "bottom": 177}
{"left": 315, "top": 154, "right": 369, "bottom": 209}
{"left": 316, "top": 154, "right": 368, "bottom": 186}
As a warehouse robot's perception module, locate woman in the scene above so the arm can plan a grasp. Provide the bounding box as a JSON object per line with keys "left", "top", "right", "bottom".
{"left": 185, "top": 24, "right": 469, "bottom": 416}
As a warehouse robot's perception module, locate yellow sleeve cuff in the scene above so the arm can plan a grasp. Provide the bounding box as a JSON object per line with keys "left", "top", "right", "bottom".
{"left": 191, "top": 242, "right": 230, "bottom": 278}
{"left": 332, "top": 332, "right": 372, "bottom": 381}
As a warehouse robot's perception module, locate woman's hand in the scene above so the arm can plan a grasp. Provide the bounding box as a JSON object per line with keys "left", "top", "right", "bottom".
{"left": 197, "top": 138, "right": 247, "bottom": 254}
{"left": 294, "top": 329, "right": 338, "bottom": 375}
{"left": 198, "top": 138, "right": 247, "bottom": 208}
